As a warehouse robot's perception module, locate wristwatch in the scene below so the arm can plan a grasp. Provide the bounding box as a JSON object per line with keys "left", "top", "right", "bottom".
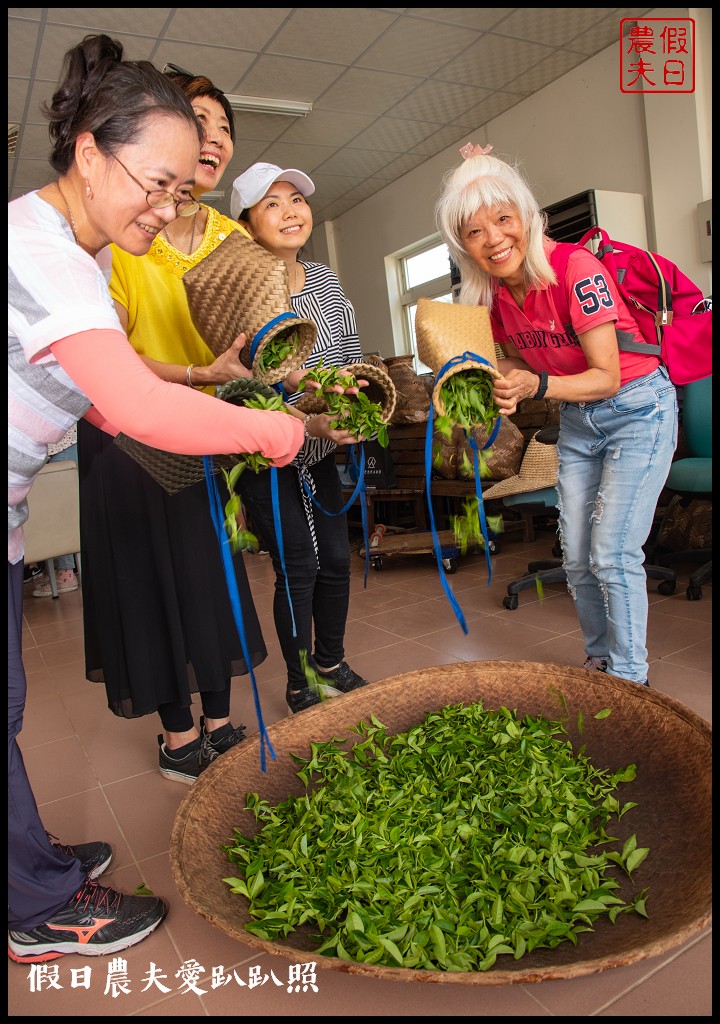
{"left": 532, "top": 371, "right": 549, "bottom": 400}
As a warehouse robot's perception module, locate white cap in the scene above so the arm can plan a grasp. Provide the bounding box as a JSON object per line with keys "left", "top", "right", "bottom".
{"left": 230, "top": 162, "right": 315, "bottom": 220}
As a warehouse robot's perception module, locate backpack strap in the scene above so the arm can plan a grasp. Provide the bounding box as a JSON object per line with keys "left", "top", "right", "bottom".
{"left": 579, "top": 227, "right": 664, "bottom": 355}
{"left": 549, "top": 235, "right": 661, "bottom": 357}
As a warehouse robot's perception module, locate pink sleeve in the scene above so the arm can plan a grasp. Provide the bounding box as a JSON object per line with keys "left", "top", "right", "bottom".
{"left": 51, "top": 329, "right": 304, "bottom": 466}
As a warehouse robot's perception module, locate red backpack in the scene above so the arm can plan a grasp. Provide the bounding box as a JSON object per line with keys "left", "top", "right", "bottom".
{"left": 549, "top": 226, "right": 712, "bottom": 386}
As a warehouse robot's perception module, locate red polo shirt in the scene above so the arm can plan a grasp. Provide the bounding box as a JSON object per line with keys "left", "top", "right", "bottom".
{"left": 491, "top": 239, "right": 659, "bottom": 385}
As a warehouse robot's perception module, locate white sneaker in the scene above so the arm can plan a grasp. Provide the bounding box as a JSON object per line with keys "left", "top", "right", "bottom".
{"left": 33, "top": 569, "right": 78, "bottom": 597}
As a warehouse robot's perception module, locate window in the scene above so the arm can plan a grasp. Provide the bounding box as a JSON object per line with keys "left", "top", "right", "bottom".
{"left": 386, "top": 236, "right": 453, "bottom": 374}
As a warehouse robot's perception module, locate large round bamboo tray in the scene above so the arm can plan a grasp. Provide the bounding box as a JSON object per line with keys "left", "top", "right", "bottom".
{"left": 170, "top": 661, "right": 711, "bottom": 986}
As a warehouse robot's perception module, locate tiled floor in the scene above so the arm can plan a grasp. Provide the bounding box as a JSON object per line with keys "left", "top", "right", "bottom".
{"left": 11, "top": 529, "right": 711, "bottom": 1016}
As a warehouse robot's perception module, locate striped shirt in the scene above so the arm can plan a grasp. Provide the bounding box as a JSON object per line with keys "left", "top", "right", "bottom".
{"left": 288, "top": 261, "right": 363, "bottom": 468}
{"left": 289, "top": 261, "right": 362, "bottom": 383}
{"left": 8, "top": 192, "right": 119, "bottom": 562}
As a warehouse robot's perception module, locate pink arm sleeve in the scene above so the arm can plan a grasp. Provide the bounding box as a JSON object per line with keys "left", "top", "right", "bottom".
{"left": 51, "top": 329, "right": 304, "bottom": 466}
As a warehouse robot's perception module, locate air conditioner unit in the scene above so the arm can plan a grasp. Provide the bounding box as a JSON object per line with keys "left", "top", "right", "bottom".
{"left": 544, "top": 189, "right": 648, "bottom": 250}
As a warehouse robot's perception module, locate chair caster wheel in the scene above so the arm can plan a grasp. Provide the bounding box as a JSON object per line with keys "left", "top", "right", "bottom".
{"left": 442, "top": 558, "right": 458, "bottom": 574}
{"left": 657, "top": 580, "right": 676, "bottom": 596}
{"left": 686, "top": 585, "right": 703, "bottom": 600}
{"left": 503, "top": 594, "right": 519, "bottom": 610}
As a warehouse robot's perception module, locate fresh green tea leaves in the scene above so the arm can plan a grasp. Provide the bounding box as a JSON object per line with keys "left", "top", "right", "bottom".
{"left": 222, "top": 701, "right": 650, "bottom": 972}
{"left": 299, "top": 362, "right": 389, "bottom": 446}
{"left": 438, "top": 370, "right": 500, "bottom": 433}
{"left": 257, "top": 328, "right": 301, "bottom": 375}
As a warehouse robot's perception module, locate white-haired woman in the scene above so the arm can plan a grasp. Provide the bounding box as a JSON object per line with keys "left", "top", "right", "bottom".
{"left": 435, "top": 143, "right": 677, "bottom": 688}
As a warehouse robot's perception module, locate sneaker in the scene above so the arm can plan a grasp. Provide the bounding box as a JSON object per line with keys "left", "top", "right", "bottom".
{"left": 24, "top": 564, "right": 45, "bottom": 585}
{"left": 582, "top": 656, "right": 608, "bottom": 672}
{"left": 7, "top": 878, "right": 166, "bottom": 963}
{"left": 315, "top": 660, "right": 369, "bottom": 693}
{"left": 47, "top": 834, "right": 112, "bottom": 880}
{"left": 33, "top": 569, "right": 78, "bottom": 598}
{"left": 157, "top": 734, "right": 217, "bottom": 786}
{"left": 199, "top": 717, "right": 247, "bottom": 755}
{"left": 286, "top": 686, "right": 324, "bottom": 714}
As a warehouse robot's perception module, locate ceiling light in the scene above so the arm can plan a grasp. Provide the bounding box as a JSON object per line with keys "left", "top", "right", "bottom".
{"left": 200, "top": 191, "right": 225, "bottom": 201}
{"left": 225, "top": 95, "right": 312, "bottom": 117}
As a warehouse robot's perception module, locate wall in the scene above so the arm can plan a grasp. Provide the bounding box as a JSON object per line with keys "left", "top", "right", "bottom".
{"left": 328, "top": 7, "right": 711, "bottom": 358}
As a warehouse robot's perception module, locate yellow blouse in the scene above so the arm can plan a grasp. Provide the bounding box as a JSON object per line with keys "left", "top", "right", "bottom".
{"left": 109, "top": 206, "right": 250, "bottom": 393}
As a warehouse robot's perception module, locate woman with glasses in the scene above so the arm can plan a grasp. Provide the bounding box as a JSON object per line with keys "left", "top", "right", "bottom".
{"left": 75, "top": 64, "right": 345, "bottom": 785}
{"left": 8, "top": 34, "right": 304, "bottom": 964}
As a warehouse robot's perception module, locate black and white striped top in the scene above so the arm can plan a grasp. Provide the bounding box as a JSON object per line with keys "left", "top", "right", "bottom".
{"left": 289, "top": 261, "right": 363, "bottom": 387}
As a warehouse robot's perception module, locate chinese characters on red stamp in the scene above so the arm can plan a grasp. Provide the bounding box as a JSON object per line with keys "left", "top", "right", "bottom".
{"left": 620, "top": 17, "right": 695, "bottom": 94}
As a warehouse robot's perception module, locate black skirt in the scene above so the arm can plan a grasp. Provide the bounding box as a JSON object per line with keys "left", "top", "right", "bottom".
{"left": 77, "top": 420, "right": 266, "bottom": 719}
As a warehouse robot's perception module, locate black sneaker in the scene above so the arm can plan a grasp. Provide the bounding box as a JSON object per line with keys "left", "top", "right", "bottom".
{"left": 286, "top": 686, "right": 324, "bottom": 714}
{"left": 315, "top": 660, "right": 369, "bottom": 693}
{"left": 199, "top": 717, "right": 247, "bottom": 755}
{"left": 47, "top": 834, "right": 112, "bottom": 880}
{"left": 582, "top": 656, "right": 608, "bottom": 672}
{"left": 7, "top": 878, "right": 166, "bottom": 963}
{"left": 157, "top": 734, "right": 217, "bottom": 785}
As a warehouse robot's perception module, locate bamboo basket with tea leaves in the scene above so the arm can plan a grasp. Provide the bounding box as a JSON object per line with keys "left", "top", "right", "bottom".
{"left": 415, "top": 298, "right": 504, "bottom": 557}
{"left": 114, "top": 377, "right": 288, "bottom": 497}
{"left": 295, "top": 360, "right": 396, "bottom": 447}
{"left": 182, "top": 230, "right": 317, "bottom": 385}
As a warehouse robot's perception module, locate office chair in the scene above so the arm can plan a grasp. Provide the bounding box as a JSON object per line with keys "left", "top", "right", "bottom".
{"left": 23, "top": 460, "right": 82, "bottom": 599}
{"left": 501, "top": 427, "right": 676, "bottom": 610}
{"left": 652, "top": 375, "right": 712, "bottom": 600}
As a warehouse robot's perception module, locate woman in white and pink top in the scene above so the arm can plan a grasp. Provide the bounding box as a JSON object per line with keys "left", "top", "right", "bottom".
{"left": 7, "top": 33, "right": 303, "bottom": 966}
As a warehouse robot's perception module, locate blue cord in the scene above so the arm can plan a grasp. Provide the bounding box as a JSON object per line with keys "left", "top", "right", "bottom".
{"left": 300, "top": 443, "right": 371, "bottom": 585}
{"left": 270, "top": 465, "right": 298, "bottom": 636}
{"left": 249, "top": 312, "right": 298, "bottom": 363}
{"left": 203, "top": 456, "right": 276, "bottom": 772}
{"left": 424, "top": 350, "right": 502, "bottom": 631}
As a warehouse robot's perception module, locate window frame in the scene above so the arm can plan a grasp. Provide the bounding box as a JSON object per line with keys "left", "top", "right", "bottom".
{"left": 385, "top": 234, "right": 452, "bottom": 373}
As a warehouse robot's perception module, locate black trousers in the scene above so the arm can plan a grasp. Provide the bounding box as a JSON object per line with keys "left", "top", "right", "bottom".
{"left": 238, "top": 454, "right": 351, "bottom": 690}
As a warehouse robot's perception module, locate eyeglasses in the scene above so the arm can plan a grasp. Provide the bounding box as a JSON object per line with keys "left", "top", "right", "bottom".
{"left": 162, "top": 62, "right": 195, "bottom": 78}
{"left": 112, "top": 154, "right": 200, "bottom": 218}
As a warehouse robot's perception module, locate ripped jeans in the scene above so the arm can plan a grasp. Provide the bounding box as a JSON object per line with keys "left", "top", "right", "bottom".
{"left": 557, "top": 367, "right": 678, "bottom": 684}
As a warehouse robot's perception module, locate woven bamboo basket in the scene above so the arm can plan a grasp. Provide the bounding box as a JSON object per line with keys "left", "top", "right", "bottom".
{"left": 295, "top": 362, "right": 397, "bottom": 424}
{"left": 113, "top": 379, "right": 280, "bottom": 494}
{"left": 384, "top": 354, "right": 431, "bottom": 424}
{"left": 482, "top": 431, "right": 558, "bottom": 499}
{"left": 183, "top": 231, "right": 317, "bottom": 385}
{"left": 112, "top": 435, "right": 238, "bottom": 495}
{"left": 415, "top": 297, "right": 502, "bottom": 418}
{"left": 170, "top": 661, "right": 711, "bottom": 986}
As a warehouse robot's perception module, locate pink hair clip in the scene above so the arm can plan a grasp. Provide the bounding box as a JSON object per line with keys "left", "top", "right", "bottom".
{"left": 459, "top": 141, "right": 493, "bottom": 159}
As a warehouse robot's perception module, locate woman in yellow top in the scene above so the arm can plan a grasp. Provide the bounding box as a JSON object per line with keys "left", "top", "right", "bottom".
{"left": 77, "top": 68, "right": 341, "bottom": 785}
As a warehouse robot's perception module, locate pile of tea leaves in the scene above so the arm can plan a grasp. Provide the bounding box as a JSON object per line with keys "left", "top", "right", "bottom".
{"left": 223, "top": 700, "right": 649, "bottom": 972}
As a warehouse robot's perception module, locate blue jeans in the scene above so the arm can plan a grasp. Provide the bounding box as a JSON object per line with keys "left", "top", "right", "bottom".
{"left": 8, "top": 560, "right": 85, "bottom": 928}
{"left": 556, "top": 367, "right": 678, "bottom": 684}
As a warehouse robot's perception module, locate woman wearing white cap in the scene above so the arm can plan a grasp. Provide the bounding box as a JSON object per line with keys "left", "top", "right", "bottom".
{"left": 230, "top": 162, "right": 370, "bottom": 713}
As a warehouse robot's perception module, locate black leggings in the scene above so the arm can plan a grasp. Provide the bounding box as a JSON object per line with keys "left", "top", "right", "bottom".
{"left": 158, "top": 685, "right": 231, "bottom": 732}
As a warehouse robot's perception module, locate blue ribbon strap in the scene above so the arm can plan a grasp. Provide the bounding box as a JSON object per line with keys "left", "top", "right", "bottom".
{"left": 300, "top": 443, "right": 371, "bottom": 586}
{"left": 270, "top": 465, "right": 298, "bottom": 637}
{"left": 425, "top": 350, "right": 501, "bottom": 629}
{"left": 202, "top": 456, "right": 276, "bottom": 772}
{"left": 249, "top": 312, "right": 297, "bottom": 363}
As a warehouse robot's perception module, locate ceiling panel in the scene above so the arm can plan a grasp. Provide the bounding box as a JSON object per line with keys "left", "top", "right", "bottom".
{"left": 7, "top": 7, "right": 654, "bottom": 227}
